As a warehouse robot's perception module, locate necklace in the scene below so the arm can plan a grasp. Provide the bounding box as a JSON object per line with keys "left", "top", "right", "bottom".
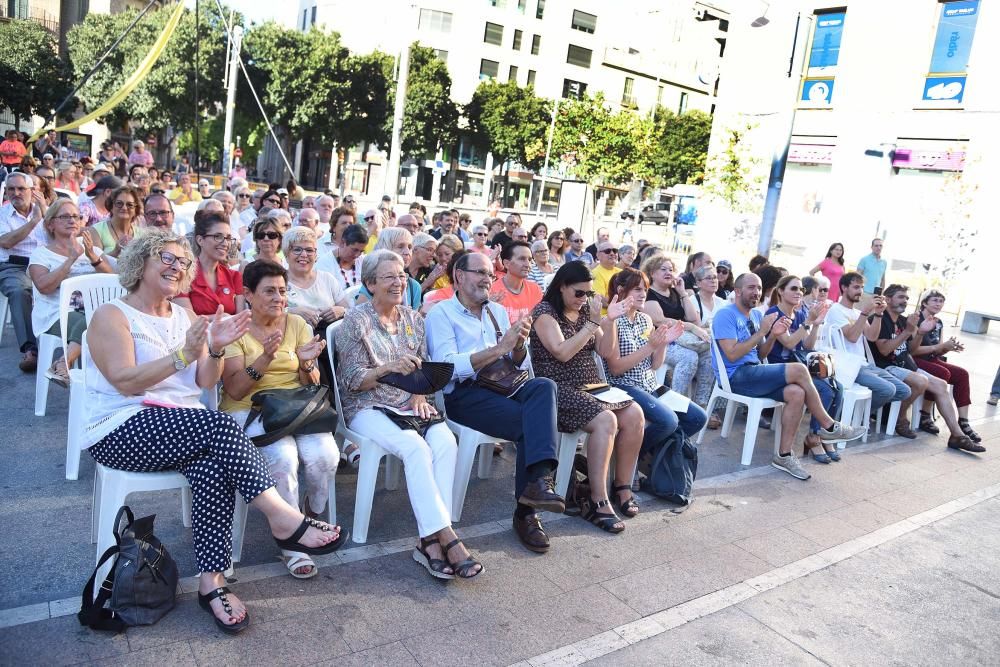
{"left": 339, "top": 264, "right": 357, "bottom": 287}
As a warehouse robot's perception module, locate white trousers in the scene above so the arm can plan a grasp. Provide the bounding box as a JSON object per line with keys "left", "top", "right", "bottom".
{"left": 350, "top": 408, "right": 457, "bottom": 538}
{"left": 231, "top": 409, "right": 340, "bottom": 514}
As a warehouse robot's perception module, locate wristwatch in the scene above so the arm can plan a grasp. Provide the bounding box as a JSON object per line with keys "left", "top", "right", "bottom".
{"left": 172, "top": 349, "right": 188, "bottom": 371}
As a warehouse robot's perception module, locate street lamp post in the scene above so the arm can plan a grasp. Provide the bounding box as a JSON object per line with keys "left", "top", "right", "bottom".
{"left": 754, "top": 11, "right": 808, "bottom": 258}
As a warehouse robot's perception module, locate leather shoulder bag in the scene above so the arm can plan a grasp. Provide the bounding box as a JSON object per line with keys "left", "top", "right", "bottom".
{"left": 243, "top": 384, "right": 338, "bottom": 446}
{"left": 474, "top": 305, "right": 529, "bottom": 396}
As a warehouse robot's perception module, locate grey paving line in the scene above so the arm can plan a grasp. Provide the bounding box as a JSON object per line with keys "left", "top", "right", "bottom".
{"left": 1, "top": 412, "right": 995, "bottom": 631}
{"left": 514, "top": 482, "right": 1000, "bottom": 667}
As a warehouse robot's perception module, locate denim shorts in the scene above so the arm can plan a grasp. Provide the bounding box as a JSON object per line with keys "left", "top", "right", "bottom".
{"left": 728, "top": 363, "right": 789, "bottom": 402}
{"left": 883, "top": 365, "right": 913, "bottom": 382}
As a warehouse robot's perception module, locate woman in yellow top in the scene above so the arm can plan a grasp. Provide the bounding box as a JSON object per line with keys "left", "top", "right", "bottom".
{"left": 220, "top": 259, "right": 339, "bottom": 580}
{"left": 431, "top": 234, "right": 463, "bottom": 290}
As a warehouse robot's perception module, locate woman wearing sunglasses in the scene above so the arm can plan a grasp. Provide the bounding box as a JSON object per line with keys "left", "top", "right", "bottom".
{"left": 764, "top": 275, "right": 841, "bottom": 463}
{"left": 242, "top": 218, "right": 285, "bottom": 270}
{"left": 337, "top": 249, "right": 482, "bottom": 581}
{"left": 86, "top": 184, "right": 142, "bottom": 257}
{"left": 547, "top": 230, "right": 566, "bottom": 267}
{"left": 530, "top": 262, "right": 644, "bottom": 534}
{"left": 174, "top": 211, "right": 244, "bottom": 316}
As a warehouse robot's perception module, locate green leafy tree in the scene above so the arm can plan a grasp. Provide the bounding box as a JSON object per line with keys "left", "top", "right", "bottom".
{"left": 649, "top": 109, "right": 712, "bottom": 187}
{"left": 466, "top": 79, "right": 549, "bottom": 171}
{"left": 382, "top": 45, "right": 459, "bottom": 160}
{"left": 702, "top": 121, "right": 766, "bottom": 244}
{"left": 65, "top": 3, "right": 228, "bottom": 134}
{"left": 549, "top": 93, "right": 653, "bottom": 187}
{"left": 0, "top": 20, "right": 73, "bottom": 129}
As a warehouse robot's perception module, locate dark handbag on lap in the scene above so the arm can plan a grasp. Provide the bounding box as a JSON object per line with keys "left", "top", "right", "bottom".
{"left": 243, "top": 384, "right": 338, "bottom": 446}
{"left": 378, "top": 361, "right": 455, "bottom": 395}
{"left": 374, "top": 406, "right": 446, "bottom": 437}
{"left": 79, "top": 506, "right": 179, "bottom": 633}
{"left": 474, "top": 307, "right": 529, "bottom": 396}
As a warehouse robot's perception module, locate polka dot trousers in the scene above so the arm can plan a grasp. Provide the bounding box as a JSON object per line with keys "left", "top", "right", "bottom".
{"left": 89, "top": 408, "right": 276, "bottom": 573}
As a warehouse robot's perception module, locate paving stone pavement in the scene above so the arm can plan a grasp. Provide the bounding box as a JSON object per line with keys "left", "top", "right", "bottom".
{"left": 0, "top": 321, "right": 997, "bottom": 666}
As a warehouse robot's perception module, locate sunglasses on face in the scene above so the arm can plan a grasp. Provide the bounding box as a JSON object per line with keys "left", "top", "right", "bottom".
{"left": 573, "top": 289, "right": 596, "bottom": 298}
{"left": 264, "top": 198, "right": 281, "bottom": 205}
{"left": 255, "top": 231, "right": 281, "bottom": 240}
{"left": 237, "top": 193, "right": 251, "bottom": 199}
{"left": 475, "top": 232, "right": 487, "bottom": 237}
{"left": 571, "top": 238, "right": 583, "bottom": 242}
{"left": 818, "top": 288, "right": 829, "bottom": 293}
{"left": 364, "top": 215, "right": 375, "bottom": 221}
{"left": 717, "top": 268, "right": 729, "bottom": 274}
{"left": 601, "top": 248, "right": 618, "bottom": 255}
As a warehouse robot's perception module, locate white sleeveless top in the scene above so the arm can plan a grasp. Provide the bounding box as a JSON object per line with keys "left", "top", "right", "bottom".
{"left": 82, "top": 299, "right": 204, "bottom": 448}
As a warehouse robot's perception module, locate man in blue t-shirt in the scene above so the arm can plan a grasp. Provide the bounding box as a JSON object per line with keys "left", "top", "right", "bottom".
{"left": 856, "top": 238, "right": 887, "bottom": 294}
{"left": 711, "top": 273, "right": 865, "bottom": 480}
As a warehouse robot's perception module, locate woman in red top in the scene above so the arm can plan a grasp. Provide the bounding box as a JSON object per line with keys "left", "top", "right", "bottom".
{"left": 174, "top": 211, "right": 244, "bottom": 315}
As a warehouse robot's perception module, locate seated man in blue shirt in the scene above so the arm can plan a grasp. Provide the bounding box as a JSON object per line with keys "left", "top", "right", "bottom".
{"left": 711, "top": 272, "right": 866, "bottom": 480}
{"left": 426, "top": 252, "right": 563, "bottom": 554}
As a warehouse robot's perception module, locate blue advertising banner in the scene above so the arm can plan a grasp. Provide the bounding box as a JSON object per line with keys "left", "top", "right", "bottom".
{"left": 928, "top": 0, "right": 979, "bottom": 74}
{"left": 923, "top": 75, "right": 966, "bottom": 102}
{"left": 808, "top": 12, "right": 846, "bottom": 69}
{"left": 801, "top": 78, "right": 835, "bottom": 104}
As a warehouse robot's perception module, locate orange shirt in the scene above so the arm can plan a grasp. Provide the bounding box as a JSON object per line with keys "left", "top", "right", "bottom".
{"left": 489, "top": 276, "right": 542, "bottom": 323}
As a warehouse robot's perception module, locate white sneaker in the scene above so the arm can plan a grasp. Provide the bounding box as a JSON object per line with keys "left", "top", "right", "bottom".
{"left": 772, "top": 453, "right": 811, "bottom": 480}
{"left": 818, "top": 421, "right": 866, "bottom": 443}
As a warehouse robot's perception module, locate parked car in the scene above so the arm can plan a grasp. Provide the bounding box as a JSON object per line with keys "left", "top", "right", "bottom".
{"left": 638, "top": 201, "right": 671, "bottom": 225}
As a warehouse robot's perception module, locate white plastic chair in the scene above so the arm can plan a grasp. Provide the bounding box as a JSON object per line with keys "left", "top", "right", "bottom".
{"left": 92, "top": 464, "right": 193, "bottom": 564}
{"left": 436, "top": 391, "right": 505, "bottom": 522}
{"left": 0, "top": 291, "right": 9, "bottom": 345}
{"left": 326, "top": 321, "right": 401, "bottom": 544}
{"left": 697, "top": 327, "right": 785, "bottom": 466}
{"left": 62, "top": 275, "right": 127, "bottom": 477}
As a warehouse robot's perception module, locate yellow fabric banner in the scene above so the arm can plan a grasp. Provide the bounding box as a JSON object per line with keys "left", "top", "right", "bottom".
{"left": 30, "top": 1, "right": 186, "bottom": 143}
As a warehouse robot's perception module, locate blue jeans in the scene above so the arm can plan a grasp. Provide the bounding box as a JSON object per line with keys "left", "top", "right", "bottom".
{"left": 855, "top": 365, "right": 910, "bottom": 412}
{"left": 811, "top": 378, "right": 843, "bottom": 433}
{"left": 619, "top": 385, "right": 708, "bottom": 453}
{"left": 444, "top": 378, "right": 559, "bottom": 498}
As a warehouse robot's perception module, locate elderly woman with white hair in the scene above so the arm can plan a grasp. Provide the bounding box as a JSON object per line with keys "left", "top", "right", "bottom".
{"left": 355, "top": 227, "right": 422, "bottom": 309}
{"left": 469, "top": 224, "right": 491, "bottom": 256}
{"left": 283, "top": 226, "right": 346, "bottom": 331}
{"left": 85, "top": 230, "right": 346, "bottom": 633}
{"left": 336, "top": 249, "right": 482, "bottom": 580}
{"left": 527, "top": 239, "right": 555, "bottom": 288}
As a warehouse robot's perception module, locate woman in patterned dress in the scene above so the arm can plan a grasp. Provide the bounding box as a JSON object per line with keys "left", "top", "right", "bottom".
{"left": 529, "top": 262, "right": 645, "bottom": 533}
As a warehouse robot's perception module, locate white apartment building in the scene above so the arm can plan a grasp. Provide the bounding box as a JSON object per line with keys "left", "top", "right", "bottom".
{"left": 701, "top": 0, "right": 997, "bottom": 315}
{"left": 288, "top": 0, "right": 728, "bottom": 207}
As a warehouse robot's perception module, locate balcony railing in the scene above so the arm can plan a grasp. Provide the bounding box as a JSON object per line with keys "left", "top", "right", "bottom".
{"left": 0, "top": 5, "right": 60, "bottom": 37}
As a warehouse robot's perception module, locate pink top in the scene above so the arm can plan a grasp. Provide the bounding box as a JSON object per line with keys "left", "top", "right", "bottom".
{"left": 818, "top": 257, "right": 845, "bottom": 302}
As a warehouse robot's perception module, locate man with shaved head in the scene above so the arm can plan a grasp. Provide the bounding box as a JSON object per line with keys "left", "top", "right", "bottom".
{"left": 295, "top": 207, "right": 320, "bottom": 230}
{"left": 710, "top": 272, "right": 865, "bottom": 480}
{"left": 395, "top": 213, "right": 420, "bottom": 235}
{"left": 314, "top": 194, "right": 336, "bottom": 236}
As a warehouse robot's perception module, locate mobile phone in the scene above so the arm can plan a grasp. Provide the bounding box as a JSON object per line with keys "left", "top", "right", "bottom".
{"left": 654, "top": 385, "right": 669, "bottom": 397}
{"left": 873, "top": 287, "right": 883, "bottom": 296}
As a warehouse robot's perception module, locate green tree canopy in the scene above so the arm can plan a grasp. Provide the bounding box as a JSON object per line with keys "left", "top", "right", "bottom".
{"left": 0, "top": 21, "right": 73, "bottom": 128}
{"left": 382, "top": 45, "right": 459, "bottom": 160}
{"left": 65, "top": 3, "right": 228, "bottom": 134}
{"left": 465, "top": 79, "right": 549, "bottom": 171}
{"left": 649, "top": 109, "right": 712, "bottom": 187}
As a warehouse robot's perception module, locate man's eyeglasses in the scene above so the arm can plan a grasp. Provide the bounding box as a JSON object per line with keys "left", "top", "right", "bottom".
{"left": 570, "top": 237, "right": 583, "bottom": 243}
{"left": 290, "top": 246, "right": 317, "bottom": 256}
{"left": 158, "top": 251, "right": 192, "bottom": 270}
{"left": 700, "top": 274, "right": 718, "bottom": 281}
{"left": 458, "top": 267, "right": 496, "bottom": 281}
{"left": 573, "top": 289, "right": 596, "bottom": 298}
{"left": 146, "top": 209, "right": 171, "bottom": 218}
{"left": 201, "top": 233, "right": 237, "bottom": 245}
{"left": 255, "top": 231, "right": 281, "bottom": 240}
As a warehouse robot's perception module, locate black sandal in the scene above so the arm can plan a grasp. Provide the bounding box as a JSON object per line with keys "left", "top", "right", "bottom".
{"left": 273, "top": 517, "right": 349, "bottom": 555}
{"left": 443, "top": 538, "right": 483, "bottom": 579}
{"left": 959, "top": 420, "right": 982, "bottom": 443}
{"left": 582, "top": 497, "right": 625, "bottom": 534}
{"left": 918, "top": 412, "right": 940, "bottom": 435}
{"left": 198, "top": 586, "right": 250, "bottom": 635}
{"left": 412, "top": 536, "right": 454, "bottom": 580}
{"left": 612, "top": 484, "right": 639, "bottom": 518}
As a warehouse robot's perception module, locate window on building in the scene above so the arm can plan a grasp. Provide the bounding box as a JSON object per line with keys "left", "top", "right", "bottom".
{"left": 566, "top": 44, "right": 592, "bottom": 68}
{"left": 800, "top": 10, "right": 845, "bottom": 106}
{"left": 678, "top": 91, "right": 688, "bottom": 114}
{"left": 310, "top": 5, "right": 316, "bottom": 25}
{"left": 419, "top": 9, "right": 453, "bottom": 32}
{"left": 509, "top": 65, "right": 519, "bottom": 82}
{"left": 571, "top": 10, "right": 597, "bottom": 34}
{"left": 657, "top": 85, "right": 664, "bottom": 107}
{"left": 513, "top": 28, "right": 523, "bottom": 50}
{"left": 531, "top": 34, "right": 541, "bottom": 55}
{"left": 562, "top": 78, "right": 587, "bottom": 99}
{"left": 301, "top": 9, "right": 307, "bottom": 30}
{"left": 484, "top": 22, "right": 504, "bottom": 46}
{"left": 536, "top": 0, "right": 545, "bottom": 19}
{"left": 488, "top": 0, "right": 506, "bottom": 7}
{"left": 9, "top": 0, "right": 28, "bottom": 19}
{"left": 480, "top": 59, "right": 500, "bottom": 80}
{"left": 622, "top": 77, "right": 635, "bottom": 106}
{"left": 517, "top": 0, "right": 526, "bottom": 13}
{"left": 433, "top": 49, "right": 449, "bottom": 63}
{"left": 922, "top": 0, "right": 980, "bottom": 104}
{"left": 527, "top": 69, "right": 536, "bottom": 86}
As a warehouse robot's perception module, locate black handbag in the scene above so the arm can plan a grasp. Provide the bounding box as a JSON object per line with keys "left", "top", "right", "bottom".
{"left": 474, "top": 306, "right": 529, "bottom": 396}
{"left": 378, "top": 361, "right": 455, "bottom": 395}
{"left": 243, "top": 384, "right": 338, "bottom": 446}
{"left": 79, "top": 506, "right": 179, "bottom": 633}
{"left": 374, "top": 406, "right": 446, "bottom": 437}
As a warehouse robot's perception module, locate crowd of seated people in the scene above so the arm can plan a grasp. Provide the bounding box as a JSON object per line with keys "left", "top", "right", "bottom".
{"left": 2, "top": 159, "right": 992, "bottom": 634}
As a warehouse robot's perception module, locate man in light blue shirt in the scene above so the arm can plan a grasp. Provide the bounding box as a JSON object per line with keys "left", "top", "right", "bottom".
{"left": 856, "top": 238, "right": 887, "bottom": 294}
{"left": 712, "top": 273, "right": 865, "bottom": 479}
{"left": 564, "top": 232, "right": 595, "bottom": 265}
{"left": 426, "top": 252, "right": 563, "bottom": 554}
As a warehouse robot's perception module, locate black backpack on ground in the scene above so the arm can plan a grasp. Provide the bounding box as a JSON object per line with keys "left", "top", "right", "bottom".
{"left": 79, "top": 506, "right": 179, "bottom": 633}
{"left": 638, "top": 429, "right": 698, "bottom": 506}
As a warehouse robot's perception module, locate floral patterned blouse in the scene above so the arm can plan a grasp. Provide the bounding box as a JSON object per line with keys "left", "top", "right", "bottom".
{"left": 335, "top": 301, "right": 427, "bottom": 423}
